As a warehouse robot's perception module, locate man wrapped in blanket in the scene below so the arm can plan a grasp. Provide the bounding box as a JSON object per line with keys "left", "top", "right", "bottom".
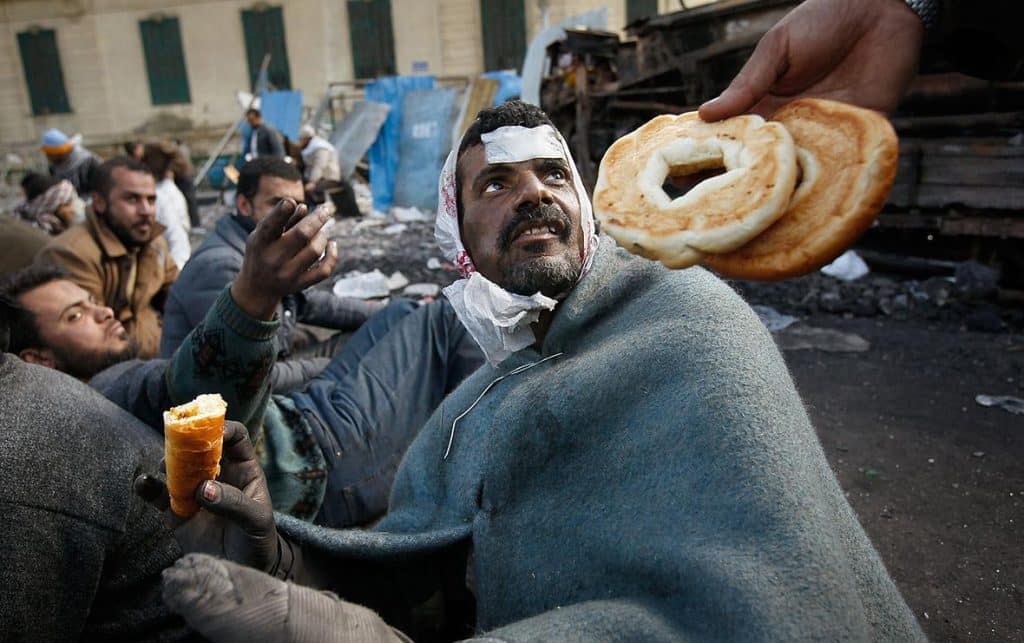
{"left": 139, "top": 100, "right": 924, "bottom": 642}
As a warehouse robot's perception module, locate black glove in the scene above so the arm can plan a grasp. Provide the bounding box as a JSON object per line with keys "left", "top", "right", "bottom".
{"left": 134, "top": 420, "right": 283, "bottom": 576}
{"left": 162, "top": 553, "right": 410, "bottom": 643}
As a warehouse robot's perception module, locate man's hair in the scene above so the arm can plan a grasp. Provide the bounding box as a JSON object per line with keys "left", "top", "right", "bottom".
{"left": 237, "top": 157, "right": 302, "bottom": 202}
{"left": 455, "top": 99, "right": 556, "bottom": 217}
{"left": 0, "top": 264, "right": 68, "bottom": 354}
{"left": 141, "top": 143, "right": 175, "bottom": 178}
{"left": 20, "top": 172, "right": 60, "bottom": 201}
{"left": 246, "top": 108, "right": 261, "bottom": 118}
{"left": 92, "top": 156, "right": 155, "bottom": 200}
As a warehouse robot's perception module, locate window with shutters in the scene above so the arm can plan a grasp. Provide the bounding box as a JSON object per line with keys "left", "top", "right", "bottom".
{"left": 16, "top": 27, "right": 71, "bottom": 116}
{"left": 627, "top": 0, "right": 660, "bottom": 24}
{"left": 241, "top": 5, "right": 292, "bottom": 90}
{"left": 480, "top": 0, "right": 526, "bottom": 72}
{"left": 139, "top": 16, "right": 191, "bottom": 105}
{"left": 347, "top": 0, "right": 396, "bottom": 79}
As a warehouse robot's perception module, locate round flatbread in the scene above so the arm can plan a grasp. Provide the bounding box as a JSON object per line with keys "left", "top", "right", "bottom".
{"left": 593, "top": 112, "right": 798, "bottom": 269}
{"left": 703, "top": 98, "right": 898, "bottom": 280}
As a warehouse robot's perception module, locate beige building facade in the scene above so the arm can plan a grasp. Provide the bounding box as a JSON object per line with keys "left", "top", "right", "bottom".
{"left": 0, "top": 0, "right": 718, "bottom": 150}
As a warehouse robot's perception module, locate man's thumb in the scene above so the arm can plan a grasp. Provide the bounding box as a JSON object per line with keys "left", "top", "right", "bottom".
{"left": 195, "top": 481, "right": 273, "bottom": 534}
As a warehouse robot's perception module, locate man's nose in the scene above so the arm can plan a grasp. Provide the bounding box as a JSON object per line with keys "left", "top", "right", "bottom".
{"left": 515, "top": 172, "right": 554, "bottom": 209}
{"left": 93, "top": 303, "right": 114, "bottom": 322}
{"left": 140, "top": 198, "right": 156, "bottom": 217}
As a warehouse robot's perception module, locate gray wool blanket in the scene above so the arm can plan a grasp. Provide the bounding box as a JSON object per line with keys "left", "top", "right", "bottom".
{"left": 279, "top": 239, "right": 924, "bottom": 641}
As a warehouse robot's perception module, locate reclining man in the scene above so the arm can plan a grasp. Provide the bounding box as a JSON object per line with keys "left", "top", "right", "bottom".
{"left": 161, "top": 157, "right": 383, "bottom": 392}
{"left": 2, "top": 200, "right": 483, "bottom": 529}
{"left": 138, "top": 101, "right": 925, "bottom": 641}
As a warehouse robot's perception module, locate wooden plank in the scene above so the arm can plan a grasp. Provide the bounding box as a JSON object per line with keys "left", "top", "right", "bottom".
{"left": 454, "top": 77, "right": 499, "bottom": 138}
{"left": 876, "top": 211, "right": 943, "bottom": 230}
{"left": 920, "top": 156, "right": 1024, "bottom": 186}
{"left": 941, "top": 217, "right": 1024, "bottom": 238}
{"left": 574, "top": 61, "right": 595, "bottom": 193}
{"left": 916, "top": 184, "right": 1024, "bottom": 210}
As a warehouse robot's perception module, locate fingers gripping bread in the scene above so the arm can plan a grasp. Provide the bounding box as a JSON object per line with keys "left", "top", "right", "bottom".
{"left": 163, "top": 394, "right": 227, "bottom": 517}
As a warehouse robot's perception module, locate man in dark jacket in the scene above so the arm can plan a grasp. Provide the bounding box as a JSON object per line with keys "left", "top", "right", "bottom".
{"left": 161, "top": 157, "right": 383, "bottom": 391}
{"left": 0, "top": 324, "right": 190, "bottom": 639}
{"left": 245, "top": 108, "right": 285, "bottom": 159}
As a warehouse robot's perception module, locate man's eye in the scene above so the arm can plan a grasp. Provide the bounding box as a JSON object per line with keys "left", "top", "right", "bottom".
{"left": 484, "top": 181, "right": 504, "bottom": 193}
{"left": 66, "top": 311, "right": 82, "bottom": 322}
{"left": 547, "top": 169, "right": 567, "bottom": 182}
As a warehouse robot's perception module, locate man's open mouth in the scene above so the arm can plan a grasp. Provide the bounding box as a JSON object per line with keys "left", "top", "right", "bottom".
{"left": 510, "top": 219, "right": 566, "bottom": 245}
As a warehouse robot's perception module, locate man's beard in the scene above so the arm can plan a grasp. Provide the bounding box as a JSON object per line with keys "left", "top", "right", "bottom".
{"left": 99, "top": 208, "right": 147, "bottom": 249}
{"left": 53, "top": 337, "right": 140, "bottom": 380}
{"left": 498, "top": 203, "right": 583, "bottom": 298}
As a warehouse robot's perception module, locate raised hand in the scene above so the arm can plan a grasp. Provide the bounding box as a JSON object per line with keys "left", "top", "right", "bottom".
{"left": 231, "top": 198, "right": 339, "bottom": 320}
{"left": 699, "top": 0, "right": 924, "bottom": 121}
{"left": 134, "top": 421, "right": 282, "bottom": 575}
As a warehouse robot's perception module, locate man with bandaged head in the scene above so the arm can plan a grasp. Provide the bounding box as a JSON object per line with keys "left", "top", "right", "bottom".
{"left": 141, "top": 101, "right": 924, "bottom": 641}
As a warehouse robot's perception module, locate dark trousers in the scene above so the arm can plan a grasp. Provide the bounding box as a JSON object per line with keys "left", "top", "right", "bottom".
{"left": 288, "top": 299, "right": 484, "bottom": 528}
{"left": 174, "top": 175, "right": 201, "bottom": 227}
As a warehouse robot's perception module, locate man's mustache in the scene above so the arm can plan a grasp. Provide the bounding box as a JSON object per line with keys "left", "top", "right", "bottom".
{"left": 498, "top": 203, "right": 573, "bottom": 251}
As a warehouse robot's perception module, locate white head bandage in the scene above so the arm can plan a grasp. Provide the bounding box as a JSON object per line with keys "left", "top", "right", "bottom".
{"left": 435, "top": 123, "right": 599, "bottom": 365}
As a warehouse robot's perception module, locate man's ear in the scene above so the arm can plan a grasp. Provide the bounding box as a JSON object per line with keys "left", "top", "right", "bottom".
{"left": 236, "top": 193, "right": 253, "bottom": 218}
{"left": 92, "top": 191, "right": 107, "bottom": 215}
{"left": 19, "top": 347, "right": 56, "bottom": 368}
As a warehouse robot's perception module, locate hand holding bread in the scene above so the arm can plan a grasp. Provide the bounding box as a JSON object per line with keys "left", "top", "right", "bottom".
{"left": 594, "top": 98, "right": 897, "bottom": 279}
{"left": 134, "top": 417, "right": 280, "bottom": 575}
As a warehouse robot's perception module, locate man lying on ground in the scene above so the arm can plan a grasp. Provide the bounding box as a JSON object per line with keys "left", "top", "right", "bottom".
{"left": 161, "top": 157, "right": 383, "bottom": 392}
{"left": 138, "top": 101, "right": 925, "bottom": 641}
{"left": 2, "top": 200, "right": 482, "bottom": 528}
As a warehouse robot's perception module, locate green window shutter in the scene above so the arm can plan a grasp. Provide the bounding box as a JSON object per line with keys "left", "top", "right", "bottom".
{"left": 480, "top": 0, "right": 525, "bottom": 72}
{"left": 627, "top": 0, "right": 659, "bottom": 23}
{"left": 16, "top": 28, "right": 71, "bottom": 115}
{"left": 347, "top": 0, "right": 396, "bottom": 79}
{"left": 139, "top": 16, "right": 191, "bottom": 105}
{"left": 241, "top": 5, "right": 292, "bottom": 90}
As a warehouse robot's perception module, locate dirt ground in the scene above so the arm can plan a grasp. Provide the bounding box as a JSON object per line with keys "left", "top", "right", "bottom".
{"left": 782, "top": 315, "right": 1023, "bottom": 641}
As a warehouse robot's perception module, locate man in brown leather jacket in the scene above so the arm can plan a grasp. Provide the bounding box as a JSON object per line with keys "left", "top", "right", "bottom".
{"left": 36, "top": 157, "right": 178, "bottom": 358}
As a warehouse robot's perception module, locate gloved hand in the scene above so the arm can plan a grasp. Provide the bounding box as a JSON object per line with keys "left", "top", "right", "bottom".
{"left": 162, "top": 553, "right": 410, "bottom": 643}
{"left": 134, "top": 420, "right": 283, "bottom": 576}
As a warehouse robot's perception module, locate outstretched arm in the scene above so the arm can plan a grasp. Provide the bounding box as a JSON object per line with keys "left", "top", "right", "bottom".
{"left": 165, "top": 199, "right": 338, "bottom": 429}
{"left": 699, "top": 0, "right": 924, "bottom": 120}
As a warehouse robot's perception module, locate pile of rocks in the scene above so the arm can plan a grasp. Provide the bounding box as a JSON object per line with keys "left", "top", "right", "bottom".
{"left": 730, "top": 260, "right": 1021, "bottom": 332}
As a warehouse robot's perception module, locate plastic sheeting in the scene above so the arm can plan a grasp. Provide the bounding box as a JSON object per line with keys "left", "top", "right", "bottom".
{"left": 482, "top": 70, "right": 522, "bottom": 105}
{"left": 393, "top": 86, "right": 459, "bottom": 211}
{"left": 258, "top": 90, "right": 303, "bottom": 142}
{"left": 330, "top": 100, "right": 391, "bottom": 179}
{"left": 365, "top": 76, "right": 436, "bottom": 212}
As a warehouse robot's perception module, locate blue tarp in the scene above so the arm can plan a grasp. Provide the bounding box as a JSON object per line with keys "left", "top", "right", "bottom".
{"left": 482, "top": 71, "right": 522, "bottom": 106}
{"left": 393, "top": 87, "right": 460, "bottom": 211}
{"left": 259, "top": 90, "right": 303, "bottom": 142}
{"left": 365, "top": 76, "right": 435, "bottom": 212}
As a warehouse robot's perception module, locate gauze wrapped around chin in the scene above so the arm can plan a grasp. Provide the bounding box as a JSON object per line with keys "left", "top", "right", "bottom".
{"left": 434, "top": 124, "right": 599, "bottom": 365}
